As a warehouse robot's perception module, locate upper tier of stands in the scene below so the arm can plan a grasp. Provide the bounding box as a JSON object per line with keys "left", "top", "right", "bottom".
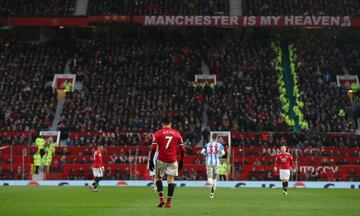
{"left": 293, "top": 36, "right": 356, "bottom": 132}
{"left": 205, "top": 39, "right": 286, "bottom": 132}
{"left": 0, "top": 0, "right": 75, "bottom": 16}
{"left": 1, "top": 0, "right": 359, "bottom": 16}
{"left": 88, "top": 0, "right": 229, "bottom": 15}
{"left": 1, "top": 36, "right": 359, "bottom": 136}
{"left": 243, "top": 0, "right": 360, "bottom": 16}
{"left": 58, "top": 40, "right": 203, "bottom": 143}
{"left": 0, "top": 37, "right": 62, "bottom": 132}
{"left": 57, "top": 38, "right": 286, "bottom": 137}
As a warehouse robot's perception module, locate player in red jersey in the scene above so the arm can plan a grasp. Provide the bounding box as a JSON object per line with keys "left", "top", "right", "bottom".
{"left": 90, "top": 145, "right": 104, "bottom": 192}
{"left": 274, "top": 145, "right": 296, "bottom": 195}
{"left": 149, "top": 117, "right": 185, "bottom": 208}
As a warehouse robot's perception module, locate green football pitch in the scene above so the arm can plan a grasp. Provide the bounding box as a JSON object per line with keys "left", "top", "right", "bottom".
{"left": 0, "top": 186, "right": 359, "bottom": 216}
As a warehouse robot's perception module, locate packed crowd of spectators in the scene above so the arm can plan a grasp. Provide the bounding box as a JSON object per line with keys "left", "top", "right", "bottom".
{"left": 0, "top": 35, "right": 358, "bottom": 138}
{"left": 243, "top": 0, "right": 360, "bottom": 16}
{"left": 0, "top": 37, "right": 62, "bottom": 132}
{"left": 65, "top": 134, "right": 150, "bottom": 147}
{"left": 294, "top": 36, "right": 355, "bottom": 132}
{"left": 88, "top": 0, "right": 229, "bottom": 15}
{"left": 1, "top": 0, "right": 360, "bottom": 17}
{"left": 59, "top": 132, "right": 360, "bottom": 150}
{"left": 60, "top": 132, "right": 360, "bottom": 149}
{"left": 205, "top": 39, "right": 286, "bottom": 132}
{"left": 229, "top": 132, "right": 360, "bottom": 148}
{"left": 65, "top": 132, "right": 201, "bottom": 147}
{"left": 339, "top": 37, "right": 360, "bottom": 76}
{"left": 0, "top": 0, "right": 75, "bottom": 16}
{"left": 0, "top": 135, "right": 28, "bottom": 146}
{"left": 58, "top": 40, "right": 203, "bottom": 143}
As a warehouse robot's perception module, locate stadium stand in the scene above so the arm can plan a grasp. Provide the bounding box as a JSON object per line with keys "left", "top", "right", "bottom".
{"left": 1, "top": 0, "right": 359, "bottom": 17}
{"left": 243, "top": 0, "right": 360, "bottom": 16}
{"left": 293, "top": 36, "right": 355, "bottom": 132}
{"left": 54, "top": 38, "right": 286, "bottom": 139}
{"left": 0, "top": 24, "right": 360, "bottom": 182}
{"left": 0, "top": 135, "right": 28, "bottom": 146}
{"left": 57, "top": 40, "right": 203, "bottom": 144}
{"left": 0, "top": 37, "right": 60, "bottom": 132}
{"left": 48, "top": 133, "right": 360, "bottom": 181}
{"left": 339, "top": 38, "right": 360, "bottom": 76}
{"left": 0, "top": 0, "right": 75, "bottom": 16}
{"left": 87, "top": 0, "right": 229, "bottom": 15}
{"left": 205, "top": 39, "right": 286, "bottom": 131}
{"left": 2, "top": 132, "right": 360, "bottom": 181}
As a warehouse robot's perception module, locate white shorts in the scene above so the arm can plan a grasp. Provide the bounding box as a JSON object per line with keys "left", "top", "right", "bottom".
{"left": 156, "top": 160, "right": 178, "bottom": 177}
{"left": 279, "top": 169, "right": 290, "bottom": 181}
{"left": 92, "top": 168, "right": 104, "bottom": 177}
{"left": 149, "top": 152, "right": 158, "bottom": 177}
{"left": 149, "top": 169, "right": 156, "bottom": 177}
{"left": 206, "top": 166, "right": 219, "bottom": 178}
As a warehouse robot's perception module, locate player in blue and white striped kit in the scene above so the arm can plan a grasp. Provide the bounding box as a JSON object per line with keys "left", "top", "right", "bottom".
{"left": 200, "top": 133, "right": 225, "bottom": 198}
{"left": 149, "top": 150, "right": 158, "bottom": 192}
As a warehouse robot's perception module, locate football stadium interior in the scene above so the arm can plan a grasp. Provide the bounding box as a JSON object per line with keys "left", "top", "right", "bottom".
{"left": 0, "top": 1, "right": 360, "bottom": 215}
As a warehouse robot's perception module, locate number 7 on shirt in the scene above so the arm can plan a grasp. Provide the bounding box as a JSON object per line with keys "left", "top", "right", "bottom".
{"left": 165, "top": 136, "right": 173, "bottom": 149}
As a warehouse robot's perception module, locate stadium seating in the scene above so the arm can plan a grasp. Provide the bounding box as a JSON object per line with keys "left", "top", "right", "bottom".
{"left": 1, "top": 0, "right": 359, "bottom": 17}
{"left": 293, "top": 36, "right": 355, "bottom": 132}
{"left": 0, "top": 37, "right": 60, "bottom": 132}
{"left": 58, "top": 40, "right": 203, "bottom": 144}
{"left": 206, "top": 39, "right": 288, "bottom": 131}
{"left": 1, "top": 132, "right": 360, "bottom": 181}
{"left": 66, "top": 132, "right": 151, "bottom": 147}
{"left": 338, "top": 38, "right": 360, "bottom": 76}
{"left": 1, "top": 32, "right": 360, "bottom": 182}
{"left": 0, "top": 0, "right": 75, "bottom": 16}
{"left": 243, "top": 0, "right": 360, "bottom": 16}
{"left": 0, "top": 132, "right": 30, "bottom": 146}
{"left": 0, "top": 0, "right": 228, "bottom": 16}
{"left": 0, "top": 37, "right": 289, "bottom": 140}
{"left": 87, "top": 0, "right": 229, "bottom": 15}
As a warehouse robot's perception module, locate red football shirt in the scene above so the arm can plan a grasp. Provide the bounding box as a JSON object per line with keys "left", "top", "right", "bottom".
{"left": 274, "top": 152, "right": 296, "bottom": 170}
{"left": 93, "top": 149, "right": 103, "bottom": 168}
{"left": 152, "top": 127, "right": 184, "bottom": 163}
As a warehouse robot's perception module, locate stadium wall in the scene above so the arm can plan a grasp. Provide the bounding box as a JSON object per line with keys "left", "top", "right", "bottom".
{"left": 1, "top": 181, "right": 359, "bottom": 189}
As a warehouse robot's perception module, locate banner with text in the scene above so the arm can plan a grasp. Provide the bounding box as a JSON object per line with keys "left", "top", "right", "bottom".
{"left": 137, "top": 16, "right": 357, "bottom": 27}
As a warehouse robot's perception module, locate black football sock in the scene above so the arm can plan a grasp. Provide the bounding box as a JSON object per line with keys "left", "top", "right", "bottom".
{"left": 93, "top": 178, "right": 98, "bottom": 189}
{"left": 167, "top": 183, "right": 175, "bottom": 202}
{"left": 94, "top": 177, "right": 102, "bottom": 189}
{"left": 97, "top": 177, "right": 102, "bottom": 186}
{"left": 156, "top": 180, "right": 164, "bottom": 198}
{"left": 284, "top": 182, "right": 288, "bottom": 191}
{"left": 211, "top": 185, "right": 215, "bottom": 193}
{"left": 282, "top": 182, "right": 285, "bottom": 190}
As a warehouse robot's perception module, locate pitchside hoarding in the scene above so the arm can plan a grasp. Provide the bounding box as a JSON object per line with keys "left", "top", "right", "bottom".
{"left": 1, "top": 181, "right": 359, "bottom": 189}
